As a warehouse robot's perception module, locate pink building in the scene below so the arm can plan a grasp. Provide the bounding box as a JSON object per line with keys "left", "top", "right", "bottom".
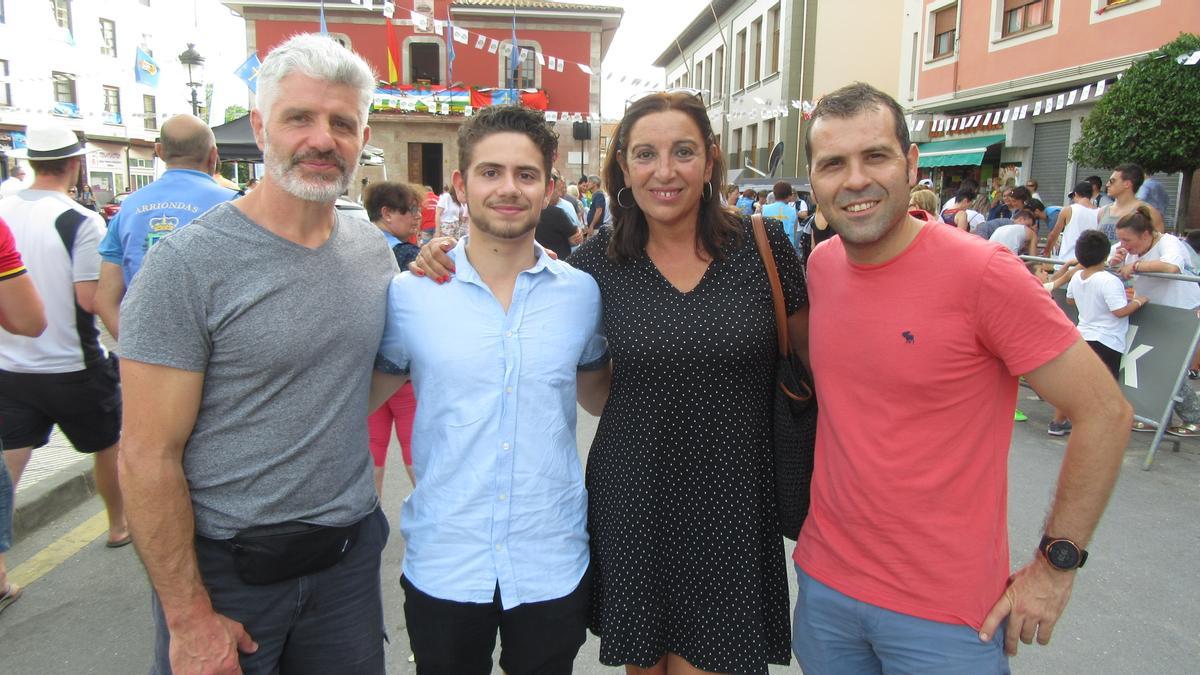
{"left": 899, "top": 0, "right": 1199, "bottom": 226}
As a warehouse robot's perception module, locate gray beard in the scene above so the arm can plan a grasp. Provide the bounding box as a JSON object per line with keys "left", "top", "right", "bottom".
{"left": 264, "top": 145, "right": 355, "bottom": 203}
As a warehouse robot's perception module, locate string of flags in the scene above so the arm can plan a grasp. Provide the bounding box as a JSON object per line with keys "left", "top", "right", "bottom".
{"left": 923, "top": 77, "right": 1113, "bottom": 135}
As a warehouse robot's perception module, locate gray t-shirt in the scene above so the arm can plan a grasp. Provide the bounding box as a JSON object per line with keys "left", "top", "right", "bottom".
{"left": 119, "top": 202, "right": 398, "bottom": 538}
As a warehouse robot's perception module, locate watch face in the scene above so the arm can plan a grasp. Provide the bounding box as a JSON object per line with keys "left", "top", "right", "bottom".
{"left": 1048, "top": 541, "right": 1080, "bottom": 569}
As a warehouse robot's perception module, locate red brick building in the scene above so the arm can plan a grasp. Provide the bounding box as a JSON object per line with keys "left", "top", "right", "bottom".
{"left": 223, "top": 0, "right": 622, "bottom": 190}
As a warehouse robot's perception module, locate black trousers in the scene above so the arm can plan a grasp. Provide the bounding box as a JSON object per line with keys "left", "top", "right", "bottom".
{"left": 401, "top": 566, "right": 591, "bottom": 675}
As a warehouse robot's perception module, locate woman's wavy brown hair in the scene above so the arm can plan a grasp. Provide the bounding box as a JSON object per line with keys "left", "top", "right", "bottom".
{"left": 603, "top": 91, "right": 742, "bottom": 264}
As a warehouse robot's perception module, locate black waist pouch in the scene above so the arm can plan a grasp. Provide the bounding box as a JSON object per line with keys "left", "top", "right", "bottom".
{"left": 224, "top": 516, "right": 364, "bottom": 585}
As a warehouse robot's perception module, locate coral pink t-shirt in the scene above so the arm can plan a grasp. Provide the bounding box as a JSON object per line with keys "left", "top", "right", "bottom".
{"left": 796, "top": 223, "right": 1079, "bottom": 629}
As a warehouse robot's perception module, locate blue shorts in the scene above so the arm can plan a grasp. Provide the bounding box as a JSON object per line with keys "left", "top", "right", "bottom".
{"left": 792, "top": 565, "right": 1010, "bottom": 675}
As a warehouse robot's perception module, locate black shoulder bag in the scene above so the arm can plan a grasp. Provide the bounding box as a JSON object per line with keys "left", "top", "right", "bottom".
{"left": 750, "top": 215, "right": 818, "bottom": 541}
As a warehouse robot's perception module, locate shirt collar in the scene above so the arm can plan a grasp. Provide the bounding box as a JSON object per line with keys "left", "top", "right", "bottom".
{"left": 450, "top": 235, "right": 563, "bottom": 286}
{"left": 381, "top": 230, "right": 403, "bottom": 248}
{"left": 163, "top": 168, "right": 217, "bottom": 181}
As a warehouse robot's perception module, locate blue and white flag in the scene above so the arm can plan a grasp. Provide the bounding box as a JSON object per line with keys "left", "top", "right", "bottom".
{"left": 133, "top": 47, "right": 160, "bottom": 87}
{"left": 235, "top": 53, "right": 263, "bottom": 94}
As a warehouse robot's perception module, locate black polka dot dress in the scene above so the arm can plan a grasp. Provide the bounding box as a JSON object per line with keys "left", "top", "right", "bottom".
{"left": 568, "top": 216, "right": 806, "bottom": 674}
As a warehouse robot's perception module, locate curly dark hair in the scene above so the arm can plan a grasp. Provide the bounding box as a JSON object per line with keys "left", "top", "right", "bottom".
{"left": 457, "top": 104, "right": 558, "bottom": 179}
{"left": 603, "top": 91, "right": 741, "bottom": 264}
{"left": 362, "top": 181, "right": 422, "bottom": 223}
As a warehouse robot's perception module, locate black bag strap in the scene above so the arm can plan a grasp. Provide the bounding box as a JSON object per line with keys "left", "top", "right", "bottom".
{"left": 54, "top": 207, "right": 89, "bottom": 262}
{"left": 751, "top": 214, "right": 789, "bottom": 357}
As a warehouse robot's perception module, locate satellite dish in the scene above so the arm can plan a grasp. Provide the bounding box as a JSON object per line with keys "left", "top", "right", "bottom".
{"left": 767, "top": 143, "right": 785, "bottom": 177}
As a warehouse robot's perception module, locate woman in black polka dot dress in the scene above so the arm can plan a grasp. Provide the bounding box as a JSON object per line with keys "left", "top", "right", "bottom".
{"left": 569, "top": 91, "right": 807, "bottom": 674}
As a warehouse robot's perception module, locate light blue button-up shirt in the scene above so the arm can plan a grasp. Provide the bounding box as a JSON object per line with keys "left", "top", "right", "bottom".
{"left": 377, "top": 238, "right": 607, "bottom": 609}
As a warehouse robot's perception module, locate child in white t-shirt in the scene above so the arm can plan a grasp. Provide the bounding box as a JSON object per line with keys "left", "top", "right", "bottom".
{"left": 1047, "top": 229, "right": 1148, "bottom": 435}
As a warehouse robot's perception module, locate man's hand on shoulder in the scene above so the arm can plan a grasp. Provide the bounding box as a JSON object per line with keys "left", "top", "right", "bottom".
{"left": 980, "top": 553, "right": 1076, "bottom": 656}
{"left": 169, "top": 607, "right": 258, "bottom": 675}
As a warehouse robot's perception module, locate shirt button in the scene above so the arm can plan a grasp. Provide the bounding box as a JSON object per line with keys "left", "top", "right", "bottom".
{"left": 502, "top": 442, "right": 510, "bottom": 450}
{"left": 499, "top": 493, "right": 507, "bottom": 501}
{"left": 494, "top": 544, "right": 502, "bottom": 551}
{"left": 505, "top": 387, "right": 513, "bottom": 394}
{"left": 505, "top": 330, "right": 513, "bottom": 337}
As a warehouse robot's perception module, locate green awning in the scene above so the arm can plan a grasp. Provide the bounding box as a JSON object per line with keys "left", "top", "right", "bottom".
{"left": 917, "top": 134, "right": 1006, "bottom": 168}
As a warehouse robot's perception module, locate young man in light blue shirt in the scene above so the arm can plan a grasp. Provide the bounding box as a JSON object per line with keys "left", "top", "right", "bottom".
{"left": 371, "top": 105, "right": 609, "bottom": 675}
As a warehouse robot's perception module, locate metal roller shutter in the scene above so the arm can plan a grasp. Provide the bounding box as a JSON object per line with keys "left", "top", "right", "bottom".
{"left": 1030, "top": 120, "right": 1070, "bottom": 207}
{"left": 1074, "top": 164, "right": 1182, "bottom": 230}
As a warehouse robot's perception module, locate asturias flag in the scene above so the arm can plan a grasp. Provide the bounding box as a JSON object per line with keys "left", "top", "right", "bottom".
{"left": 133, "top": 47, "right": 160, "bottom": 88}
{"left": 235, "top": 53, "right": 263, "bottom": 94}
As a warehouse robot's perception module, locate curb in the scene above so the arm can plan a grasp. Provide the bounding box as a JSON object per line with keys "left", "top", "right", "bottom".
{"left": 12, "top": 457, "right": 96, "bottom": 542}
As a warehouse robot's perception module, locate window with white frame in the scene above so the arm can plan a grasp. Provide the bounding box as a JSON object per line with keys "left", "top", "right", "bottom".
{"left": 50, "top": 0, "right": 71, "bottom": 32}
{"left": 768, "top": 4, "right": 781, "bottom": 74}
{"left": 745, "top": 123, "right": 757, "bottom": 165}
{"left": 502, "top": 42, "right": 539, "bottom": 89}
{"left": 704, "top": 54, "right": 713, "bottom": 104}
{"left": 734, "top": 29, "right": 746, "bottom": 90}
{"left": 100, "top": 18, "right": 117, "bottom": 57}
{"left": 0, "top": 60, "right": 10, "bottom": 106}
{"left": 52, "top": 72, "right": 76, "bottom": 105}
{"left": 932, "top": 4, "right": 957, "bottom": 59}
{"left": 713, "top": 46, "right": 724, "bottom": 99}
{"left": 408, "top": 42, "right": 441, "bottom": 84}
{"left": 103, "top": 85, "right": 120, "bottom": 117}
{"left": 143, "top": 94, "right": 157, "bottom": 130}
{"left": 750, "top": 18, "right": 762, "bottom": 83}
{"left": 1001, "top": 0, "right": 1052, "bottom": 37}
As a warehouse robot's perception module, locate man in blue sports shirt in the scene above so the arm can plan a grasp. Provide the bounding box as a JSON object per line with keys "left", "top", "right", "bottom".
{"left": 371, "top": 104, "right": 609, "bottom": 675}
{"left": 94, "top": 114, "right": 235, "bottom": 338}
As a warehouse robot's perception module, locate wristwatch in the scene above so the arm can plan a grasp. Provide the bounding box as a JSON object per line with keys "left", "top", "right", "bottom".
{"left": 1039, "top": 535, "right": 1088, "bottom": 571}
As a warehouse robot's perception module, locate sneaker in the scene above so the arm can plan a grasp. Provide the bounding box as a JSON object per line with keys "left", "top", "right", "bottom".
{"left": 1048, "top": 420, "right": 1072, "bottom": 436}
{"left": 1166, "top": 423, "right": 1200, "bottom": 437}
{"left": 1132, "top": 421, "right": 1157, "bottom": 432}
{"left": 1014, "top": 409, "right": 1028, "bottom": 422}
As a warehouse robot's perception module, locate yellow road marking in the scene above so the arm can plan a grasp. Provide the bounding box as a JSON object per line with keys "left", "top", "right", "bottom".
{"left": 8, "top": 511, "right": 108, "bottom": 587}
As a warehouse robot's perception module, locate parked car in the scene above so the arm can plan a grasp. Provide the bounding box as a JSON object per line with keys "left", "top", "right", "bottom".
{"left": 335, "top": 197, "right": 371, "bottom": 224}
{"left": 101, "top": 191, "right": 132, "bottom": 222}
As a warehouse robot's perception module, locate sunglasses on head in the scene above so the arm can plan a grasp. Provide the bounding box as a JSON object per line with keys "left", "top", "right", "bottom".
{"left": 624, "top": 88, "right": 705, "bottom": 110}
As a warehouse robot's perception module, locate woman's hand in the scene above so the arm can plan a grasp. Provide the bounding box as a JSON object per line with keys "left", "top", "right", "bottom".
{"left": 408, "top": 237, "right": 458, "bottom": 283}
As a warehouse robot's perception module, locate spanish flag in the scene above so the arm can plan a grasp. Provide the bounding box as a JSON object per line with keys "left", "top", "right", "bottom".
{"left": 385, "top": 19, "right": 400, "bottom": 85}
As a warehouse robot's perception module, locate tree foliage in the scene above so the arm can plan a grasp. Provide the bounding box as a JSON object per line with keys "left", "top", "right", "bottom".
{"left": 224, "top": 105, "right": 249, "bottom": 123}
{"left": 1071, "top": 33, "right": 1200, "bottom": 174}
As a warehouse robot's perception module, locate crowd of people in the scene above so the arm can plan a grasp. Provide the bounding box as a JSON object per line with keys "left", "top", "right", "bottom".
{"left": 0, "top": 31, "right": 1192, "bottom": 675}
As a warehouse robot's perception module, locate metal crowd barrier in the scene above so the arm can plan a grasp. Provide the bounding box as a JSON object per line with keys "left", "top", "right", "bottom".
{"left": 1020, "top": 255, "right": 1200, "bottom": 469}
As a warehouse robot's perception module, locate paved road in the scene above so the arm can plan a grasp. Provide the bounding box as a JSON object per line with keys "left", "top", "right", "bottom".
{"left": 1, "top": 396, "right": 1198, "bottom": 674}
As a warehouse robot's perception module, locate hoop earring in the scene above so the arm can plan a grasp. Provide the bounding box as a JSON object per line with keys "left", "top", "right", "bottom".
{"left": 702, "top": 183, "right": 713, "bottom": 202}
{"left": 617, "top": 187, "right": 635, "bottom": 209}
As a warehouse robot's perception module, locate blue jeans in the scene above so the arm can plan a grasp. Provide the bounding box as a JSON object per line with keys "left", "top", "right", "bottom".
{"left": 151, "top": 507, "right": 389, "bottom": 675}
{"left": 792, "top": 565, "right": 1010, "bottom": 675}
{"left": 0, "top": 453, "right": 12, "bottom": 554}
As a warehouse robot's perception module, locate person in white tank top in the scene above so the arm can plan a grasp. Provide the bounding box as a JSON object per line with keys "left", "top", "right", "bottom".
{"left": 1042, "top": 181, "right": 1100, "bottom": 261}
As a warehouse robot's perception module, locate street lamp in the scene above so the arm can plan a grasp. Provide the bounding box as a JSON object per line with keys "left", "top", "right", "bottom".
{"left": 178, "top": 43, "right": 205, "bottom": 117}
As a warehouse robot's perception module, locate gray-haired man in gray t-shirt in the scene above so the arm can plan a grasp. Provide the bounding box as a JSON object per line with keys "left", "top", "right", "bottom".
{"left": 118, "top": 35, "right": 396, "bottom": 675}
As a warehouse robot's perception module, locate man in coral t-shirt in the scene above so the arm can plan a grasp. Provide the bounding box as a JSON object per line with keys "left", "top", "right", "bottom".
{"left": 794, "top": 83, "right": 1132, "bottom": 673}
